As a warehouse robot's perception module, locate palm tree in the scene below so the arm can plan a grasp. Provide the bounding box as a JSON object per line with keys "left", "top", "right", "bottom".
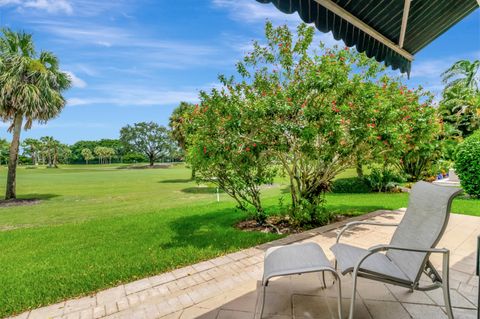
{"left": 440, "top": 60, "right": 480, "bottom": 137}
{"left": 22, "top": 138, "right": 41, "bottom": 165}
{"left": 169, "top": 102, "right": 195, "bottom": 177}
{"left": 0, "top": 29, "right": 71, "bottom": 199}
{"left": 441, "top": 59, "right": 480, "bottom": 92}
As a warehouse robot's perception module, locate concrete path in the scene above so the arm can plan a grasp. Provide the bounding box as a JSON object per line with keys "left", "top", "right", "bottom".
{"left": 8, "top": 209, "right": 479, "bottom": 319}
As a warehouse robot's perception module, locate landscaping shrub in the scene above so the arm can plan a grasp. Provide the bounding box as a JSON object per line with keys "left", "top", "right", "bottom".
{"left": 123, "top": 152, "right": 148, "bottom": 163}
{"left": 331, "top": 177, "right": 371, "bottom": 193}
{"left": 366, "top": 167, "right": 406, "bottom": 192}
{"left": 455, "top": 130, "right": 480, "bottom": 197}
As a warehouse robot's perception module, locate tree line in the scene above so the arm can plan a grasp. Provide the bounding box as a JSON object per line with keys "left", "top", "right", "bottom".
{"left": 0, "top": 122, "right": 181, "bottom": 166}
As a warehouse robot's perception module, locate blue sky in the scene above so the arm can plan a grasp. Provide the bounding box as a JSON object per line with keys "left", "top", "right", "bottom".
{"left": 0, "top": 0, "right": 479, "bottom": 144}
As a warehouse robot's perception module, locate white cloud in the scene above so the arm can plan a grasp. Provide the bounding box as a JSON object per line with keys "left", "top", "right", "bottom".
{"left": 213, "top": 0, "right": 341, "bottom": 49}
{"left": 0, "top": 0, "right": 73, "bottom": 14}
{"left": 67, "top": 86, "right": 201, "bottom": 107}
{"left": 212, "top": 0, "right": 299, "bottom": 24}
{"left": 65, "top": 71, "right": 87, "bottom": 88}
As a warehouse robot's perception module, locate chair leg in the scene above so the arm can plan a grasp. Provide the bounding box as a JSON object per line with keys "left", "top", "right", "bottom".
{"left": 442, "top": 251, "right": 454, "bottom": 319}
{"left": 332, "top": 260, "right": 338, "bottom": 284}
{"left": 258, "top": 283, "right": 267, "bottom": 319}
{"left": 348, "top": 270, "right": 359, "bottom": 319}
{"left": 332, "top": 271, "right": 343, "bottom": 319}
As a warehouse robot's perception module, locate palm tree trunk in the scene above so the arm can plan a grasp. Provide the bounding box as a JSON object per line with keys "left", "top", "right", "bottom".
{"left": 5, "top": 114, "right": 23, "bottom": 200}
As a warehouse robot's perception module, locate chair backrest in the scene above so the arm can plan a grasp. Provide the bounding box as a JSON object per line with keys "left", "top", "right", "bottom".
{"left": 387, "top": 181, "right": 462, "bottom": 283}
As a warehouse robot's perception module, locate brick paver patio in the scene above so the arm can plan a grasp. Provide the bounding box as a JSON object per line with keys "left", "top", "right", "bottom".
{"left": 8, "top": 209, "right": 479, "bottom": 319}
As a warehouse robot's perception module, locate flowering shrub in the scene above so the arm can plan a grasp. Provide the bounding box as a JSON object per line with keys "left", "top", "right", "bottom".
{"left": 186, "top": 22, "right": 439, "bottom": 226}
{"left": 185, "top": 89, "right": 276, "bottom": 223}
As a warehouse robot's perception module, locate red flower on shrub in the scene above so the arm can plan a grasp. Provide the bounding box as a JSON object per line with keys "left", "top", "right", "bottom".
{"left": 203, "top": 146, "right": 207, "bottom": 154}
{"left": 253, "top": 143, "right": 257, "bottom": 147}
{"left": 245, "top": 147, "right": 250, "bottom": 152}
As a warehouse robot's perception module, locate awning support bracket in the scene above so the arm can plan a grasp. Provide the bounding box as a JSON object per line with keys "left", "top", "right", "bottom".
{"left": 313, "top": 0, "right": 414, "bottom": 61}
{"left": 399, "top": 0, "right": 412, "bottom": 48}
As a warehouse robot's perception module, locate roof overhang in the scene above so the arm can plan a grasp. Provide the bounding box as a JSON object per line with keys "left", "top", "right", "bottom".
{"left": 256, "top": 0, "right": 479, "bottom": 75}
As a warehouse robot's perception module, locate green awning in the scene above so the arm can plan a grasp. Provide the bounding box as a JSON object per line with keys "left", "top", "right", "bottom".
{"left": 256, "top": 0, "right": 479, "bottom": 75}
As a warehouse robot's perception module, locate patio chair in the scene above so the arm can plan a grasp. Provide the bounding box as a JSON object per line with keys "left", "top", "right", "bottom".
{"left": 331, "top": 181, "right": 462, "bottom": 319}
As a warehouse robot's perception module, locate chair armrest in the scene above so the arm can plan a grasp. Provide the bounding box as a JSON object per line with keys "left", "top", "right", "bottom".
{"left": 367, "top": 244, "right": 449, "bottom": 254}
{"left": 351, "top": 245, "right": 450, "bottom": 282}
{"left": 336, "top": 221, "right": 399, "bottom": 244}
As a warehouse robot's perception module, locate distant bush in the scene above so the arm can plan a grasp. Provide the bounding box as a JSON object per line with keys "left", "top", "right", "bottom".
{"left": 331, "top": 177, "right": 371, "bottom": 193}
{"left": 366, "top": 167, "right": 406, "bottom": 192}
{"left": 455, "top": 130, "right": 480, "bottom": 198}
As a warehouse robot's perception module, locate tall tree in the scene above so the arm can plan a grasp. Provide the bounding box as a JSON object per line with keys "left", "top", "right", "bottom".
{"left": 40, "top": 136, "right": 60, "bottom": 168}
{"left": 81, "top": 148, "right": 94, "bottom": 164}
{"left": 169, "top": 102, "right": 195, "bottom": 176}
{"left": 0, "top": 29, "right": 71, "bottom": 199}
{"left": 120, "top": 122, "right": 171, "bottom": 166}
{"left": 22, "top": 138, "right": 41, "bottom": 165}
{"left": 169, "top": 102, "right": 195, "bottom": 151}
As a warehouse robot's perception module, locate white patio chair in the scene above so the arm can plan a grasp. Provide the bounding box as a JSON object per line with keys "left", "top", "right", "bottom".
{"left": 331, "top": 181, "right": 462, "bottom": 319}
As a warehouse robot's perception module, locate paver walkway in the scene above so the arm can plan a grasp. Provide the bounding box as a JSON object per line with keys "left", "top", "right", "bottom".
{"left": 8, "top": 209, "right": 479, "bottom": 319}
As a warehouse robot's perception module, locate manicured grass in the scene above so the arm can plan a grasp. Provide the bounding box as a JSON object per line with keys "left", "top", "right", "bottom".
{"left": 0, "top": 164, "right": 478, "bottom": 317}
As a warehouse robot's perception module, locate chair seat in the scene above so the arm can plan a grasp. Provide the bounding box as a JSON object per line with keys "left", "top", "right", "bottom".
{"left": 331, "top": 243, "right": 412, "bottom": 283}
{"left": 263, "top": 242, "right": 334, "bottom": 285}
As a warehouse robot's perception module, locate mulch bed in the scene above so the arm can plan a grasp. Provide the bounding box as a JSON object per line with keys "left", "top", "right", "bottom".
{"left": 0, "top": 198, "right": 41, "bottom": 208}
{"left": 236, "top": 214, "right": 350, "bottom": 234}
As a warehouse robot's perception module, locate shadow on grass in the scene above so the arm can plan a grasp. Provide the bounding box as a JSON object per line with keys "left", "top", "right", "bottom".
{"left": 160, "top": 208, "right": 279, "bottom": 251}
{"left": 158, "top": 179, "right": 192, "bottom": 184}
{"left": 181, "top": 187, "right": 224, "bottom": 194}
{"left": 18, "top": 193, "right": 60, "bottom": 200}
{"left": 0, "top": 194, "right": 59, "bottom": 208}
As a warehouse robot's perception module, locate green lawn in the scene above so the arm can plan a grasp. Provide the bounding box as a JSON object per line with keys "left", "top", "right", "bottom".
{"left": 0, "top": 164, "right": 478, "bottom": 317}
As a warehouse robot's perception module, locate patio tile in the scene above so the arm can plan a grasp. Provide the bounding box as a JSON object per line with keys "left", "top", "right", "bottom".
{"left": 402, "top": 303, "right": 447, "bottom": 319}
{"left": 149, "top": 273, "right": 176, "bottom": 287}
{"left": 363, "top": 300, "right": 410, "bottom": 319}
{"left": 221, "top": 291, "right": 257, "bottom": 312}
{"left": 179, "top": 306, "right": 218, "bottom": 319}
{"left": 386, "top": 285, "right": 435, "bottom": 304}
{"left": 28, "top": 301, "right": 66, "bottom": 319}
{"left": 356, "top": 281, "right": 396, "bottom": 301}
{"left": 64, "top": 296, "right": 97, "bottom": 314}
{"left": 124, "top": 278, "right": 152, "bottom": 295}
{"left": 104, "top": 301, "right": 118, "bottom": 316}
{"left": 451, "top": 307, "right": 478, "bottom": 319}
{"left": 293, "top": 295, "right": 371, "bottom": 319}
{"left": 79, "top": 309, "right": 94, "bottom": 319}
{"left": 425, "top": 288, "right": 476, "bottom": 309}
{"left": 92, "top": 305, "right": 106, "bottom": 319}
{"left": 116, "top": 297, "right": 129, "bottom": 311}
{"left": 261, "top": 292, "right": 292, "bottom": 316}
{"left": 192, "top": 260, "right": 216, "bottom": 272}
{"left": 96, "top": 286, "right": 126, "bottom": 305}
{"left": 171, "top": 266, "right": 196, "bottom": 280}
{"left": 217, "top": 309, "right": 254, "bottom": 319}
